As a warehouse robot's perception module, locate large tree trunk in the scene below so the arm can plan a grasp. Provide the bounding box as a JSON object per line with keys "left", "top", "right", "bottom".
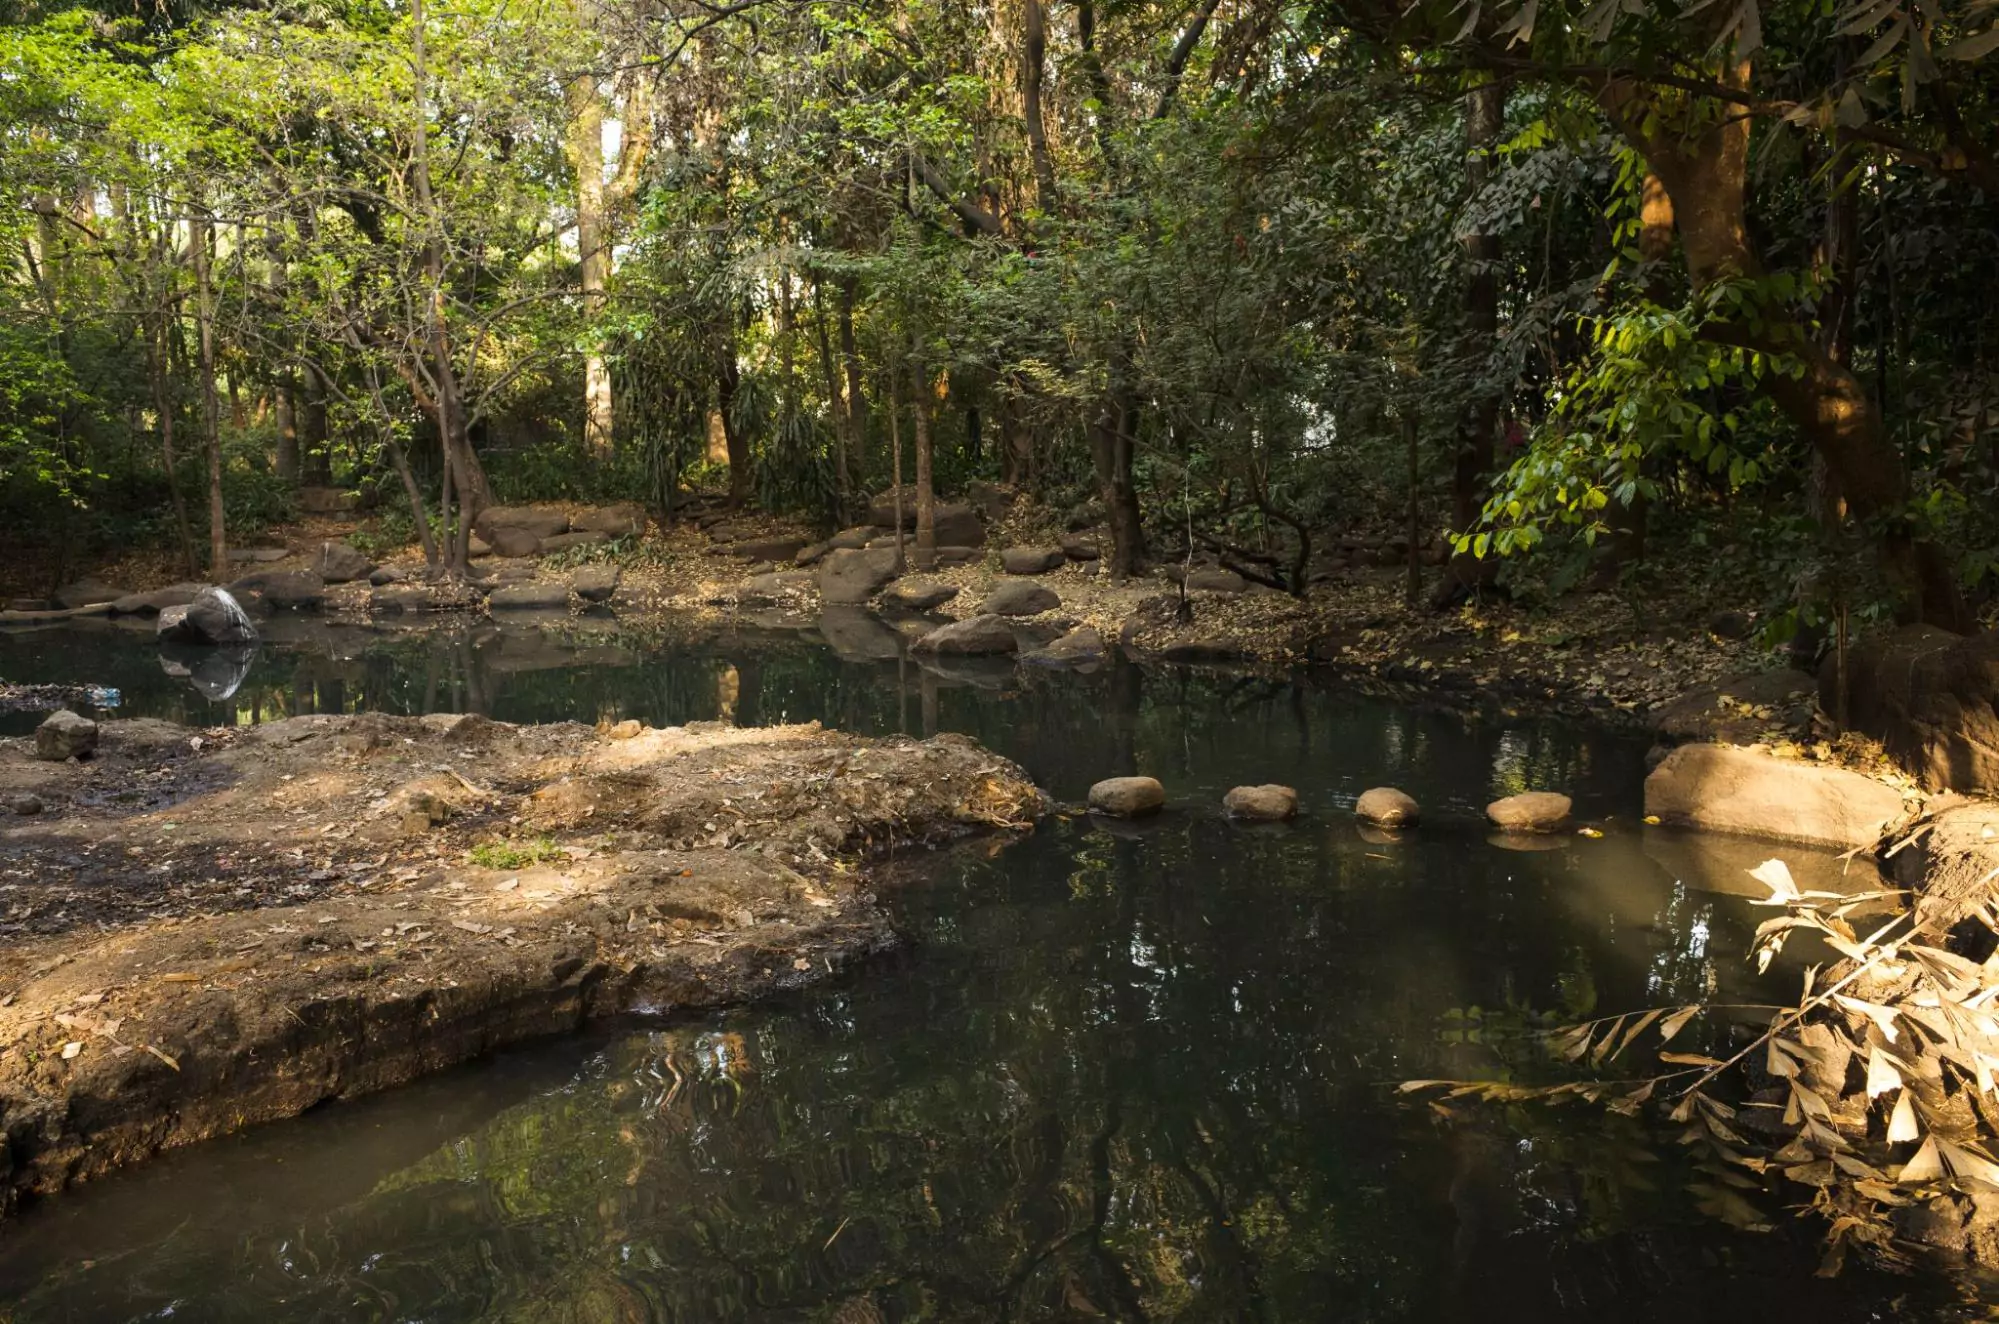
{"left": 300, "top": 366, "right": 332, "bottom": 486}
{"left": 1598, "top": 67, "right": 1971, "bottom": 632}
{"left": 717, "top": 349, "right": 750, "bottom": 507}
{"left": 274, "top": 386, "right": 300, "bottom": 483}
{"left": 1090, "top": 385, "right": 1145, "bottom": 581}
{"left": 567, "top": 62, "right": 614, "bottom": 463}
{"left": 1022, "top": 0, "right": 1058, "bottom": 219}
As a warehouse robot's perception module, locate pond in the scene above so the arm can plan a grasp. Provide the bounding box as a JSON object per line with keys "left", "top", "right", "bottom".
{"left": 0, "top": 615, "right": 1984, "bottom": 1320}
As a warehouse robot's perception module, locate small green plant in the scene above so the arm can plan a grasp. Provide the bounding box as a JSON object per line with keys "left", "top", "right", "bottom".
{"left": 539, "top": 533, "right": 636, "bottom": 570}
{"left": 469, "top": 835, "right": 566, "bottom": 870}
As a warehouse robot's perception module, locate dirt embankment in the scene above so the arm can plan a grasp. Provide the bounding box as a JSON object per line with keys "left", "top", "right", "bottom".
{"left": 0, "top": 713, "right": 1044, "bottom": 1216}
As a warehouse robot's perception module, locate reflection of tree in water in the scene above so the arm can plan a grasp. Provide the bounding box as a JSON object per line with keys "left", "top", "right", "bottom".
{"left": 10, "top": 623, "right": 1913, "bottom": 1318}
{"left": 9, "top": 809, "right": 1923, "bottom": 1323}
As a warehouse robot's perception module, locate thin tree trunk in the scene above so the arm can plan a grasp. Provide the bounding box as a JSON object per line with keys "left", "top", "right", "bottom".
{"left": 839, "top": 279, "right": 868, "bottom": 466}
{"left": 811, "top": 279, "right": 853, "bottom": 507}
{"left": 911, "top": 353, "right": 936, "bottom": 572}
{"left": 1405, "top": 410, "right": 1422, "bottom": 605}
{"left": 410, "top": 0, "right": 483, "bottom": 572}
{"left": 1451, "top": 78, "right": 1503, "bottom": 535}
{"left": 148, "top": 324, "right": 199, "bottom": 578}
{"left": 888, "top": 370, "right": 906, "bottom": 570}
{"left": 189, "top": 204, "right": 227, "bottom": 576}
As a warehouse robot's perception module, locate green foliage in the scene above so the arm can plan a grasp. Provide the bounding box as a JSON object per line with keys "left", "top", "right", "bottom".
{"left": 468, "top": 836, "right": 565, "bottom": 870}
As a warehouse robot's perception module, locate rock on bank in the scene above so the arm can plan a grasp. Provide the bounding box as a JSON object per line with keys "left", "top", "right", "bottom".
{"left": 0, "top": 713, "right": 1045, "bottom": 1216}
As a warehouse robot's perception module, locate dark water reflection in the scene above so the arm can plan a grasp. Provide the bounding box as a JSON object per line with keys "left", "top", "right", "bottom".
{"left": 0, "top": 617, "right": 1982, "bottom": 1320}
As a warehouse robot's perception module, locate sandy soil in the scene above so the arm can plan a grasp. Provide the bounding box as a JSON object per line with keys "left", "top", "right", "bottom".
{"left": 0, "top": 711, "right": 1043, "bottom": 1214}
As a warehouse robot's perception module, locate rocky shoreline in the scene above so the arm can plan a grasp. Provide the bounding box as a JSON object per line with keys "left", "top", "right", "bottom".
{"left": 0, "top": 712, "right": 1043, "bottom": 1217}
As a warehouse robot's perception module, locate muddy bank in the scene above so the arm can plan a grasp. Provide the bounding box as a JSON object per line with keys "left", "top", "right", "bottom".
{"left": 0, "top": 712, "right": 1044, "bottom": 1216}
{"left": 9, "top": 492, "right": 1787, "bottom": 728}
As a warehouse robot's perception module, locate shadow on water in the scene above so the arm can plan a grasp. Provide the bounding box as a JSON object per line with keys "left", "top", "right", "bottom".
{"left": 0, "top": 617, "right": 1988, "bottom": 1320}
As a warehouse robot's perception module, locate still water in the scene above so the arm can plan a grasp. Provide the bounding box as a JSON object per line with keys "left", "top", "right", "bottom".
{"left": 0, "top": 614, "right": 1978, "bottom": 1320}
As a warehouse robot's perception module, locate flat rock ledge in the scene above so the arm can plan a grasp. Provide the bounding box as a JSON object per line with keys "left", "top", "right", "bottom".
{"left": 0, "top": 714, "right": 1045, "bottom": 1218}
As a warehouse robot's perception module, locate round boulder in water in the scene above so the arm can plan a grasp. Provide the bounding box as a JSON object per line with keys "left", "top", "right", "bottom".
{"left": 158, "top": 587, "right": 259, "bottom": 646}
{"left": 1224, "top": 784, "right": 1298, "bottom": 821}
{"left": 1486, "top": 791, "right": 1572, "bottom": 833}
{"left": 1355, "top": 786, "right": 1420, "bottom": 829}
{"left": 1088, "top": 776, "right": 1165, "bottom": 818}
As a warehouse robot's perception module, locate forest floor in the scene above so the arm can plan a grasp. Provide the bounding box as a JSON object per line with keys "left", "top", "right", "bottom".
{"left": 0, "top": 711, "right": 1043, "bottom": 1215}
{"left": 49, "top": 497, "right": 1836, "bottom": 730}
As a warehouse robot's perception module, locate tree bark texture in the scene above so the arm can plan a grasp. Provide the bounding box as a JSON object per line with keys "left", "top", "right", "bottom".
{"left": 1598, "top": 66, "right": 1970, "bottom": 632}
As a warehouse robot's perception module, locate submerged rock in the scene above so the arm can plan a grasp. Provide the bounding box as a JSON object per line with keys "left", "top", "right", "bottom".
{"left": 1022, "top": 626, "right": 1106, "bottom": 667}
{"left": 1224, "top": 784, "right": 1297, "bottom": 821}
{"left": 1485, "top": 791, "right": 1573, "bottom": 833}
{"left": 9, "top": 793, "right": 42, "bottom": 815}
{"left": 1355, "top": 787, "right": 1420, "bottom": 828}
{"left": 34, "top": 710, "right": 97, "bottom": 762}
{"left": 159, "top": 587, "right": 260, "bottom": 646}
{"left": 1089, "top": 776, "right": 1165, "bottom": 818}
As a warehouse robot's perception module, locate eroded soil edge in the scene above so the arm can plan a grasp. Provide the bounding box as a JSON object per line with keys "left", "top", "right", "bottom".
{"left": 0, "top": 713, "right": 1044, "bottom": 1215}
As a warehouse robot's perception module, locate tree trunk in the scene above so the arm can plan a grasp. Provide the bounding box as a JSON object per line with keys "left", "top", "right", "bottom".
{"left": 301, "top": 365, "right": 332, "bottom": 485}
{"left": 1599, "top": 68, "right": 1971, "bottom": 632}
{"left": 189, "top": 205, "right": 227, "bottom": 577}
{"left": 838, "top": 279, "right": 868, "bottom": 472}
{"left": 1022, "top": 0, "right": 1058, "bottom": 219}
{"left": 1090, "top": 385, "right": 1145, "bottom": 581}
{"left": 717, "top": 349, "right": 749, "bottom": 506}
{"left": 911, "top": 355, "right": 937, "bottom": 572}
{"left": 811, "top": 279, "right": 854, "bottom": 507}
{"left": 1451, "top": 78, "right": 1503, "bottom": 535}
{"left": 567, "top": 60, "right": 615, "bottom": 462}
{"left": 148, "top": 322, "right": 199, "bottom": 578}
{"left": 275, "top": 385, "right": 300, "bottom": 483}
